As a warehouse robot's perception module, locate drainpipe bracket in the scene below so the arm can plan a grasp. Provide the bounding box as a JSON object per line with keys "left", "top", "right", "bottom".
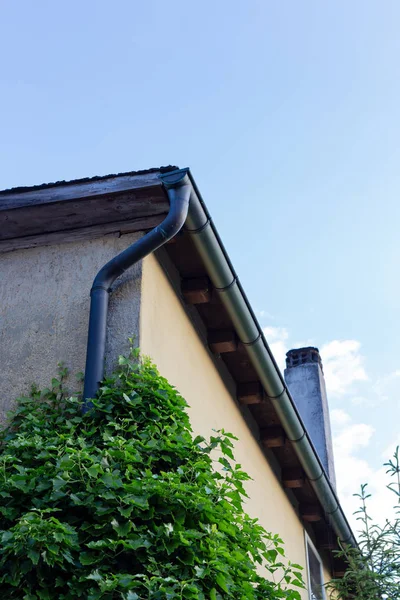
{"left": 91, "top": 284, "right": 111, "bottom": 294}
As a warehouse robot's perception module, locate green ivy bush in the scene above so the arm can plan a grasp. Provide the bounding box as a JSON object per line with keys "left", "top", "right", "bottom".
{"left": 0, "top": 348, "right": 304, "bottom": 599}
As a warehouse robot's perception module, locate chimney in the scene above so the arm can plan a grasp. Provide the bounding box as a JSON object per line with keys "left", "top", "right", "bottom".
{"left": 284, "top": 347, "right": 336, "bottom": 489}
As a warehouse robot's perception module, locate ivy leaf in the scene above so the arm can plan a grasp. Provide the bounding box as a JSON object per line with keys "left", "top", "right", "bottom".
{"left": 52, "top": 476, "right": 68, "bottom": 491}
{"left": 216, "top": 574, "right": 229, "bottom": 593}
{"left": 86, "top": 465, "right": 101, "bottom": 478}
{"left": 80, "top": 552, "right": 98, "bottom": 565}
{"left": 58, "top": 456, "right": 74, "bottom": 470}
{"left": 111, "top": 520, "right": 131, "bottom": 537}
{"left": 122, "top": 537, "right": 151, "bottom": 550}
{"left": 129, "top": 495, "right": 149, "bottom": 509}
{"left": 101, "top": 472, "right": 123, "bottom": 489}
{"left": 27, "top": 549, "right": 40, "bottom": 565}
{"left": 118, "top": 505, "right": 134, "bottom": 518}
{"left": 87, "top": 570, "right": 103, "bottom": 582}
{"left": 1, "top": 531, "right": 13, "bottom": 543}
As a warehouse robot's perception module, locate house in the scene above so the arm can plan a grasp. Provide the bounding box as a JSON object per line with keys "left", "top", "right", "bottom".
{"left": 0, "top": 166, "right": 354, "bottom": 598}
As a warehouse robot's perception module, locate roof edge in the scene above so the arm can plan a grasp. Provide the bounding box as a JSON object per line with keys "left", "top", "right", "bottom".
{"left": 0, "top": 165, "right": 178, "bottom": 196}
{"left": 162, "top": 168, "right": 356, "bottom": 547}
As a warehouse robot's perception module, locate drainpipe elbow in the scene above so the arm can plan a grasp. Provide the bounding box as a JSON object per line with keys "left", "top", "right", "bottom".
{"left": 90, "top": 173, "right": 191, "bottom": 293}
{"left": 83, "top": 168, "right": 192, "bottom": 409}
{"left": 160, "top": 174, "right": 192, "bottom": 237}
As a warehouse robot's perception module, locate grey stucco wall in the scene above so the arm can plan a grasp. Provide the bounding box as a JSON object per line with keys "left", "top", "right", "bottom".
{"left": 284, "top": 362, "right": 337, "bottom": 489}
{"left": 0, "top": 232, "right": 143, "bottom": 423}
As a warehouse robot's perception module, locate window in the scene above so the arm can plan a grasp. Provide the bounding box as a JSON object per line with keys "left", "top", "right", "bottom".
{"left": 305, "top": 534, "right": 326, "bottom": 600}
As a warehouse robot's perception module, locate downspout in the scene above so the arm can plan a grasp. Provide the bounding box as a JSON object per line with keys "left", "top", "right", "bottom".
{"left": 82, "top": 171, "right": 191, "bottom": 412}
{"left": 167, "top": 168, "right": 355, "bottom": 547}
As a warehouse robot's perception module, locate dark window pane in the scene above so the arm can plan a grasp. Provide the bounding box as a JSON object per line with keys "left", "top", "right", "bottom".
{"left": 307, "top": 541, "right": 325, "bottom": 600}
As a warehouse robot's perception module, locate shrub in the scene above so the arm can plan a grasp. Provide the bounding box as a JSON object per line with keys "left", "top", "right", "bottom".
{"left": 0, "top": 349, "right": 304, "bottom": 599}
{"left": 329, "top": 448, "right": 400, "bottom": 599}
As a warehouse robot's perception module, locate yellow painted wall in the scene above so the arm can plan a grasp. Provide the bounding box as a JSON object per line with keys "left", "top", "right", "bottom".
{"left": 140, "top": 254, "right": 332, "bottom": 598}
{"left": 323, "top": 562, "right": 336, "bottom": 599}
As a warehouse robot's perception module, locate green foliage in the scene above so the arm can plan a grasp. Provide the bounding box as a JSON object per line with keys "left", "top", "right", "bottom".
{"left": 0, "top": 349, "right": 304, "bottom": 599}
{"left": 329, "top": 447, "right": 400, "bottom": 599}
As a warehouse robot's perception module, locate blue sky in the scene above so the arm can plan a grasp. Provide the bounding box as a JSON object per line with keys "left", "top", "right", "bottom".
{"left": 1, "top": 0, "right": 399, "bottom": 527}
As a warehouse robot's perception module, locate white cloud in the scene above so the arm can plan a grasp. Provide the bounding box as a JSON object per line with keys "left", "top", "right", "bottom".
{"left": 257, "top": 309, "right": 275, "bottom": 320}
{"left": 350, "top": 395, "right": 370, "bottom": 406}
{"left": 332, "top": 415, "right": 399, "bottom": 533}
{"left": 332, "top": 418, "right": 374, "bottom": 528}
{"left": 373, "top": 369, "right": 400, "bottom": 403}
{"left": 330, "top": 408, "right": 351, "bottom": 428}
{"left": 335, "top": 422, "right": 374, "bottom": 456}
{"left": 262, "top": 331, "right": 369, "bottom": 397}
{"left": 320, "top": 340, "right": 368, "bottom": 396}
{"left": 263, "top": 326, "right": 289, "bottom": 372}
{"left": 381, "top": 435, "right": 400, "bottom": 461}
{"left": 261, "top": 325, "right": 396, "bottom": 532}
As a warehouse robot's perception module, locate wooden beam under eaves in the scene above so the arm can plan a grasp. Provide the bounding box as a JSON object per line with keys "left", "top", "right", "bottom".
{"left": 316, "top": 531, "right": 337, "bottom": 551}
{"left": 181, "top": 277, "right": 212, "bottom": 304}
{"left": 300, "top": 504, "right": 322, "bottom": 522}
{"left": 332, "top": 558, "right": 348, "bottom": 578}
{"left": 208, "top": 330, "right": 238, "bottom": 354}
{"left": 260, "top": 426, "right": 286, "bottom": 448}
{"left": 237, "top": 382, "right": 263, "bottom": 405}
{"left": 282, "top": 467, "right": 305, "bottom": 488}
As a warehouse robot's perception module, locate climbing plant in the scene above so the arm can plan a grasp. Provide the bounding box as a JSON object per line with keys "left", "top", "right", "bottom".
{"left": 0, "top": 348, "right": 305, "bottom": 599}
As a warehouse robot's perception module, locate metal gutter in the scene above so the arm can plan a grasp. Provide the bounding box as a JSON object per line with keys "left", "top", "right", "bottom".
{"left": 82, "top": 171, "right": 191, "bottom": 412}
{"left": 161, "top": 168, "right": 355, "bottom": 546}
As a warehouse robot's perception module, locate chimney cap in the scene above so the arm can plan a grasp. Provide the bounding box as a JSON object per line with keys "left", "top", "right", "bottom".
{"left": 286, "top": 347, "right": 323, "bottom": 370}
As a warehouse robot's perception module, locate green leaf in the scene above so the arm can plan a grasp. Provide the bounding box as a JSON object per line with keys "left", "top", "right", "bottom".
{"left": 194, "top": 565, "right": 206, "bottom": 578}
{"left": 27, "top": 549, "right": 40, "bottom": 565}
{"left": 101, "top": 472, "right": 123, "bottom": 488}
{"left": 52, "top": 476, "right": 68, "bottom": 491}
{"left": 123, "top": 537, "right": 151, "bottom": 550}
{"left": 111, "top": 519, "right": 131, "bottom": 537}
{"left": 80, "top": 552, "right": 99, "bottom": 565}
{"left": 129, "top": 494, "right": 149, "bottom": 509}
{"left": 1, "top": 531, "right": 13, "bottom": 543}
{"left": 70, "top": 493, "right": 83, "bottom": 505}
{"left": 118, "top": 505, "right": 134, "bottom": 518}
{"left": 291, "top": 579, "right": 305, "bottom": 588}
{"left": 86, "top": 465, "right": 101, "bottom": 478}
{"left": 87, "top": 570, "right": 103, "bottom": 582}
{"left": 58, "top": 456, "right": 74, "bottom": 470}
{"left": 265, "top": 549, "right": 278, "bottom": 562}
{"left": 193, "top": 435, "right": 205, "bottom": 445}
{"left": 216, "top": 574, "right": 229, "bottom": 593}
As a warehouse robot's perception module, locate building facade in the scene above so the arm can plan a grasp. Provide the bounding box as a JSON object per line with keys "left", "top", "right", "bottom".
{"left": 0, "top": 167, "right": 352, "bottom": 598}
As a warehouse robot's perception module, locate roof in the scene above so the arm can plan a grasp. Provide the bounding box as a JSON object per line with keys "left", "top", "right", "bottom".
{"left": 0, "top": 167, "right": 175, "bottom": 253}
{"left": 0, "top": 166, "right": 354, "bottom": 575}
{"left": 0, "top": 166, "right": 178, "bottom": 195}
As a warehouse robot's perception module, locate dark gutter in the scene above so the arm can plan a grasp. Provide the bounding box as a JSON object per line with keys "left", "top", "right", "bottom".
{"left": 82, "top": 171, "right": 191, "bottom": 411}
{"left": 161, "top": 168, "right": 355, "bottom": 546}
